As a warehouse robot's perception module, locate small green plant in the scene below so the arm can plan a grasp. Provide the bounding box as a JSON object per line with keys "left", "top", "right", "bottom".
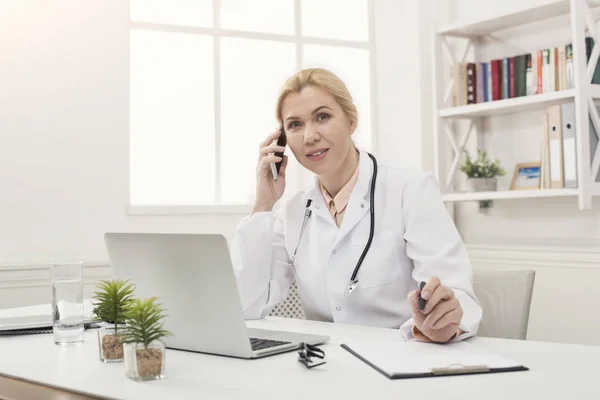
{"left": 459, "top": 148, "right": 505, "bottom": 178}
{"left": 123, "top": 297, "right": 172, "bottom": 349}
{"left": 92, "top": 279, "right": 135, "bottom": 333}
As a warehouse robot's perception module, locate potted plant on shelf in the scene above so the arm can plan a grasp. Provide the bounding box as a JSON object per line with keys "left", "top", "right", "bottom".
{"left": 459, "top": 148, "right": 505, "bottom": 192}
{"left": 92, "top": 279, "right": 135, "bottom": 363}
{"left": 122, "top": 297, "right": 172, "bottom": 381}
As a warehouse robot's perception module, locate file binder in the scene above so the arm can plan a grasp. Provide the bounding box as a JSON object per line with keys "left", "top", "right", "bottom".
{"left": 340, "top": 341, "right": 528, "bottom": 380}
{"left": 561, "top": 102, "right": 577, "bottom": 188}
{"left": 540, "top": 112, "right": 551, "bottom": 189}
{"left": 547, "top": 104, "right": 565, "bottom": 188}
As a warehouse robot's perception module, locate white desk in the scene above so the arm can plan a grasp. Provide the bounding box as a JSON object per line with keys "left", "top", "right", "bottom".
{"left": 0, "top": 305, "right": 599, "bottom": 400}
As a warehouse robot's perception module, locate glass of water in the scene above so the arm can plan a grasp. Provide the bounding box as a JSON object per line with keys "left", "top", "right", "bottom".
{"left": 51, "top": 261, "right": 84, "bottom": 345}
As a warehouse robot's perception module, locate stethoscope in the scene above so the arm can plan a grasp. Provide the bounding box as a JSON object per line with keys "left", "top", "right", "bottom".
{"left": 291, "top": 153, "right": 378, "bottom": 297}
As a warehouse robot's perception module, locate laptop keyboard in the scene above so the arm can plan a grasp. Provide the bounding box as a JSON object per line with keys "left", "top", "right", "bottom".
{"left": 250, "top": 337, "right": 292, "bottom": 351}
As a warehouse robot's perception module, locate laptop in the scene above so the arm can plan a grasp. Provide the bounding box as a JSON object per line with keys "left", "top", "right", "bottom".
{"left": 104, "top": 232, "right": 329, "bottom": 359}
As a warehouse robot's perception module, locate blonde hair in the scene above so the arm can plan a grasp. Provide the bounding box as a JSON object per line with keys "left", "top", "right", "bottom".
{"left": 276, "top": 68, "right": 358, "bottom": 130}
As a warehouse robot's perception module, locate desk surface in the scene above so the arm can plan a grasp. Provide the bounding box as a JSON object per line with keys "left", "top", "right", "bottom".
{"left": 0, "top": 305, "right": 599, "bottom": 400}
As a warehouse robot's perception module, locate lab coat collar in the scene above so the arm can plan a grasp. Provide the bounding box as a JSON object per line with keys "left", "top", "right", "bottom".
{"left": 334, "top": 149, "right": 373, "bottom": 244}
{"left": 303, "top": 149, "right": 374, "bottom": 238}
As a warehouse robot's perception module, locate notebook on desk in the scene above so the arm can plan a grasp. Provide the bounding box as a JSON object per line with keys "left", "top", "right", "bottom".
{"left": 0, "top": 315, "right": 100, "bottom": 336}
{"left": 0, "top": 299, "right": 100, "bottom": 336}
{"left": 341, "top": 340, "right": 528, "bottom": 380}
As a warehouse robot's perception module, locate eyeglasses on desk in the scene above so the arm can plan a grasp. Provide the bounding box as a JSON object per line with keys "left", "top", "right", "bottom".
{"left": 297, "top": 342, "right": 326, "bottom": 368}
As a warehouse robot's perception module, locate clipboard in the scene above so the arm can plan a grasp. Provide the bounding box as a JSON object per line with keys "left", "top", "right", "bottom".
{"left": 340, "top": 341, "right": 528, "bottom": 380}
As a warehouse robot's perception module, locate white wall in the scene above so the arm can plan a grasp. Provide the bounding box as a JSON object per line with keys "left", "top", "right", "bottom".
{"left": 0, "top": 0, "right": 246, "bottom": 268}
{"left": 0, "top": 1, "right": 425, "bottom": 263}
{"left": 374, "top": 0, "right": 450, "bottom": 172}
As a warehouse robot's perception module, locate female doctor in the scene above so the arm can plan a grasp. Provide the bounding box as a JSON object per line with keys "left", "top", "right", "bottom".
{"left": 231, "top": 68, "right": 482, "bottom": 343}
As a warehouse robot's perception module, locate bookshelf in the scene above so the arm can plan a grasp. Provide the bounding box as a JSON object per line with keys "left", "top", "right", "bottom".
{"left": 432, "top": 0, "right": 600, "bottom": 210}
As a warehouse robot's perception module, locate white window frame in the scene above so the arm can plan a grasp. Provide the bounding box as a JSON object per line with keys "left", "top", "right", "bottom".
{"left": 127, "top": 0, "right": 378, "bottom": 216}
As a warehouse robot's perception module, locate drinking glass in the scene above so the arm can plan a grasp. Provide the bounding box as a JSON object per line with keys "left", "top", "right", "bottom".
{"left": 51, "top": 261, "right": 84, "bottom": 345}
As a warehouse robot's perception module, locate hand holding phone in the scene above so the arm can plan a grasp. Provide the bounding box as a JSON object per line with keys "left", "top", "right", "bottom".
{"left": 270, "top": 128, "right": 287, "bottom": 181}
{"left": 253, "top": 128, "right": 288, "bottom": 214}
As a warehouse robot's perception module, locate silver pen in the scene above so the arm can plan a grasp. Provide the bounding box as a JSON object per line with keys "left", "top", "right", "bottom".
{"left": 291, "top": 199, "right": 312, "bottom": 264}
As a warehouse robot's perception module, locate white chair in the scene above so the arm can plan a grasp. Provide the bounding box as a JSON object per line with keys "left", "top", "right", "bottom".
{"left": 269, "top": 269, "right": 537, "bottom": 341}
{"left": 472, "top": 268, "right": 536, "bottom": 340}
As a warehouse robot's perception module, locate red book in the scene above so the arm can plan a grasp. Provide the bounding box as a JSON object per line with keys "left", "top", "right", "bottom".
{"left": 491, "top": 60, "right": 501, "bottom": 100}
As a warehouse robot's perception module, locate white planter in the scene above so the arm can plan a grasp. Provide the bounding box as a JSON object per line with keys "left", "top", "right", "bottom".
{"left": 466, "top": 177, "right": 497, "bottom": 192}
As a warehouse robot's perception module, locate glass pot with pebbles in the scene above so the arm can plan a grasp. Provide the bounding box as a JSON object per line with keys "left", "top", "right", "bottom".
{"left": 122, "top": 297, "right": 172, "bottom": 381}
{"left": 91, "top": 279, "right": 135, "bottom": 363}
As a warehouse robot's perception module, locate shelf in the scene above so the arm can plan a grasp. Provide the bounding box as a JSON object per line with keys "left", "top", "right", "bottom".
{"left": 437, "top": 0, "right": 600, "bottom": 37}
{"left": 433, "top": 1, "right": 600, "bottom": 210}
{"left": 439, "top": 85, "right": 600, "bottom": 119}
{"left": 441, "top": 189, "right": 579, "bottom": 202}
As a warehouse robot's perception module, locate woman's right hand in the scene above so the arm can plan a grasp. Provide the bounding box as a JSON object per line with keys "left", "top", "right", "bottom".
{"left": 252, "top": 129, "right": 288, "bottom": 214}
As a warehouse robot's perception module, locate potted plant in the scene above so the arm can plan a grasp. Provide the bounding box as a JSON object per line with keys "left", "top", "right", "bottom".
{"left": 91, "top": 279, "right": 135, "bottom": 363}
{"left": 459, "top": 148, "right": 505, "bottom": 192}
{"left": 122, "top": 297, "right": 172, "bottom": 381}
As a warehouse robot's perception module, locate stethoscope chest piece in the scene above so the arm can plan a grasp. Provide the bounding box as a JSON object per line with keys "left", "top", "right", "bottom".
{"left": 344, "top": 280, "right": 359, "bottom": 296}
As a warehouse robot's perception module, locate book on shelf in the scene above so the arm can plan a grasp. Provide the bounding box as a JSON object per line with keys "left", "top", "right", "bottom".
{"left": 451, "top": 37, "right": 600, "bottom": 107}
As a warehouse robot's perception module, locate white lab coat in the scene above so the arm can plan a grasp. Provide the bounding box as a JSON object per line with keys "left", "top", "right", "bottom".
{"left": 231, "top": 150, "right": 482, "bottom": 341}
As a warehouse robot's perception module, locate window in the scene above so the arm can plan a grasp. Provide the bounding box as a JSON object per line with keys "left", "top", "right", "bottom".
{"left": 129, "top": 0, "right": 374, "bottom": 212}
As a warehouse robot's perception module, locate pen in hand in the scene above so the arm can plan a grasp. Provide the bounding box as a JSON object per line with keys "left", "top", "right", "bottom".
{"left": 418, "top": 281, "right": 427, "bottom": 311}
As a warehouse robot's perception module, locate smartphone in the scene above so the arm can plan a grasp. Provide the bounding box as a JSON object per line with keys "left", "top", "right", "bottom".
{"left": 270, "top": 128, "right": 287, "bottom": 181}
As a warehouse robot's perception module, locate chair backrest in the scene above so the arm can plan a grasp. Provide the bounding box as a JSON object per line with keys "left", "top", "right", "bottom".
{"left": 269, "top": 281, "right": 305, "bottom": 319}
{"left": 472, "top": 268, "right": 536, "bottom": 340}
{"left": 269, "top": 269, "right": 536, "bottom": 340}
